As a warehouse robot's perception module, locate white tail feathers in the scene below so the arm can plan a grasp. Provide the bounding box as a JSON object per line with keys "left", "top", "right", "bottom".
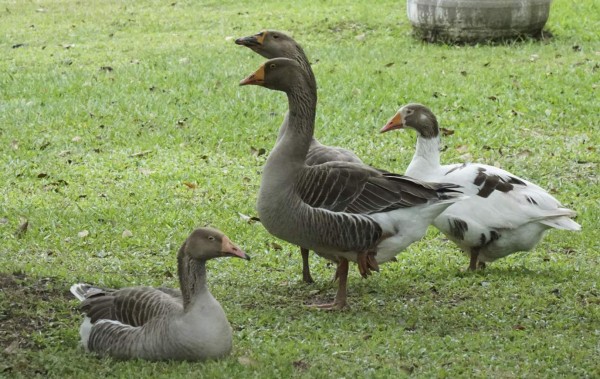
{"left": 541, "top": 216, "right": 581, "bottom": 231}
{"left": 70, "top": 283, "right": 92, "bottom": 301}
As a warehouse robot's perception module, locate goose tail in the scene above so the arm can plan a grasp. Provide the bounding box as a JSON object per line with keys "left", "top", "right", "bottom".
{"left": 434, "top": 183, "right": 468, "bottom": 203}
{"left": 540, "top": 216, "right": 581, "bottom": 231}
{"left": 70, "top": 283, "right": 92, "bottom": 301}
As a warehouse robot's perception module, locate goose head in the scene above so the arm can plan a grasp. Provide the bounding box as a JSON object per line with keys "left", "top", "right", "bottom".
{"left": 239, "top": 57, "right": 306, "bottom": 92}
{"left": 184, "top": 227, "right": 250, "bottom": 261}
{"left": 380, "top": 103, "right": 440, "bottom": 139}
{"left": 235, "top": 30, "right": 298, "bottom": 59}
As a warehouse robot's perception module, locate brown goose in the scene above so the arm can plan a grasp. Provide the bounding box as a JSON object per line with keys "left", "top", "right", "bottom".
{"left": 236, "top": 30, "right": 362, "bottom": 283}
{"left": 240, "top": 58, "right": 465, "bottom": 309}
{"left": 381, "top": 103, "right": 581, "bottom": 269}
{"left": 70, "top": 227, "right": 250, "bottom": 360}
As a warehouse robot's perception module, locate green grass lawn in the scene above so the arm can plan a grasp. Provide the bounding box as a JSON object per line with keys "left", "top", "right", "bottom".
{"left": 1, "top": 0, "right": 599, "bottom": 377}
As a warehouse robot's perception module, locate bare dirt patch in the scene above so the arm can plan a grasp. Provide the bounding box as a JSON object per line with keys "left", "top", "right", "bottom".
{"left": 0, "top": 273, "right": 73, "bottom": 353}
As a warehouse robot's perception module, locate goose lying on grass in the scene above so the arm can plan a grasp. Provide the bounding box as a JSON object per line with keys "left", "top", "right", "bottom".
{"left": 240, "top": 58, "right": 464, "bottom": 309}
{"left": 236, "top": 30, "right": 362, "bottom": 284}
{"left": 71, "top": 227, "right": 250, "bottom": 360}
{"left": 381, "top": 103, "right": 581, "bottom": 270}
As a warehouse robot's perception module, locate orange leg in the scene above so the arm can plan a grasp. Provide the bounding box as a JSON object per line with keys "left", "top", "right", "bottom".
{"left": 310, "top": 258, "right": 349, "bottom": 310}
{"left": 357, "top": 251, "right": 379, "bottom": 278}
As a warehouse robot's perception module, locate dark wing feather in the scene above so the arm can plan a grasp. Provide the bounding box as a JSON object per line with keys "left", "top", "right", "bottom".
{"left": 80, "top": 287, "right": 182, "bottom": 326}
{"left": 305, "top": 145, "right": 363, "bottom": 166}
{"left": 296, "top": 162, "right": 462, "bottom": 215}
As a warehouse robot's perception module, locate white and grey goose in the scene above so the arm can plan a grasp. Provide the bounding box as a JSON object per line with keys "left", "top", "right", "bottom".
{"left": 70, "top": 227, "right": 250, "bottom": 360}
{"left": 381, "top": 103, "right": 581, "bottom": 270}
{"left": 240, "top": 59, "right": 465, "bottom": 309}
{"left": 236, "top": 30, "right": 363, "bottom": 283}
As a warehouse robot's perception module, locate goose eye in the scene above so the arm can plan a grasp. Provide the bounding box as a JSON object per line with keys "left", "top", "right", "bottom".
{"left": 406, "top": 109, "right": 414, "bottom": 116}
{"left": 269, "top": 63, "right": 276, "bottom": 69}
{"left": 273, "top": 34, "right": 280, "bottom": 39}
{"left": 207, "top": 236, "right": 215, "bottom": 241}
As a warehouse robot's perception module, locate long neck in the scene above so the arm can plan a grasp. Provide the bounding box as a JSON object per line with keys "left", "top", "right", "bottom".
{"left": 293, "top": 45, "right": 317, "bottom": 95}
{"left": 276, "top": 46, "right": 317, "bottom": 144}
{"left": 274, "top": 84, "right": 317, "bottom": 162}
{"left": 406, "top": 135, "right": 442, "bottom": 177}
{"left": 177, "top": 251, "right": 208, "bottom": 309}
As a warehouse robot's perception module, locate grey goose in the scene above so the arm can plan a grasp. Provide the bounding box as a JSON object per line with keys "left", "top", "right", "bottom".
{"left": 240, "top": 58, "right": 465, "bottom": 309}
{"left": 70, "top": 227, "right": 250, "bottom": 360}
{"left": 381, "top": 103, "right": 581, "bottom": 270}
{"left": 236, "top": 30, "right": 362, "bottom": 284}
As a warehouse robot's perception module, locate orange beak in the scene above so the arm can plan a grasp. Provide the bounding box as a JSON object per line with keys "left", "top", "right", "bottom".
{"left": 239, "top": 64, "right": 265, "bottom": 86}
{"left": 221, "top": 236, "right": 250, "bottom": 260}
{"left": 380, "top": 112, "right": 403, "bottom": 133}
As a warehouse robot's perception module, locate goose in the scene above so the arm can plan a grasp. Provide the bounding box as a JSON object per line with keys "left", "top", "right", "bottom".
{"left": 236, "top": 30, "right": 362, "bottom": 284}
{"left": 380, "top": 103, "right": 581, "bottom": 270}
{"left": 70, "top": 227, "right": 250, "bottom": 360}
{"left": 240, "top": 58, "right": 465, "bottom": 309}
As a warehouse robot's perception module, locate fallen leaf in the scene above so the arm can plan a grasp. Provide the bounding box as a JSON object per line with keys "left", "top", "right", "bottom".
{"left": 384, "top": 62, "right": 394, "bottom": 67}
{"left": 183, "top": 182, "right": 198, "bottom": 189}
{"left": 270, "top": 242, "right": 283, "bottom": 250}
{"left": 10, "top": 140, "right": 19, "bottom": 150}
{"left": 293, "top": 359, "right": 310, "bottom": 371}
{"left": 251, "top": 147, "right": 266, "bottom": 157}
{"left": 15, "top": 219, "right": 28, "bottom": 238}
{"left": 238, "top": 356, "right": 258, "bottom": 367}
{"left": 122, "top": 229, "right": 133, "bottom": 238}
{"left": 455, "top": 145, "right": 469, "bottom": 153}
{"left": 516, "top": 150, "right": 532, "bottom": 158}
{"left": 62, "top": 43, "right": 75, "bottom": 49}
{"left": 139, "top": 168, "right": 154, "bottom": 176}
{"left": 37, "top": 173, "right": 48, "bottom": 178}
{"left": 12, "top": 43, "right": 25, "bottom": 49}
{"left": 100, "top": 66, "right": 113, "bottom": 72}
{"left": 440, "top": 127, "right": 454, "bottom": 136}
{"left": 513, "top": 324, "right": 526, "bottom": 330}
{"left": 238, "top": 212, "right": 260, "bottom": 224}
{"left": 3, "top": 340, "right": 19, "bottom": 354}
{"left": 78, "top": 230, "right": 89, "bottom": 238}
{"left": 511, "top": 109, "right": 523, "bottom": 117}
{"left": 129, "top": 150, "right": 152, "bottom": 158}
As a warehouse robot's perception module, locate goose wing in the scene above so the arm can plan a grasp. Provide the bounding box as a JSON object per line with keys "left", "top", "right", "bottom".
{"left": 296, "top": 161, "right": 461, "bottom": 214}
{"left": 442, "top": 163, "right": 579, "bottom": 230}
{"left": 305, "top": 144, "right": 363, "bottom": 166}
{"left": 79, "top": 286, "right": 183, "bottom": 326}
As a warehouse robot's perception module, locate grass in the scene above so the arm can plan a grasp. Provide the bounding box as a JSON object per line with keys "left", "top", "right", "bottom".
{"left": 1, "top": 0, "right": 599, "bottom": 377}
